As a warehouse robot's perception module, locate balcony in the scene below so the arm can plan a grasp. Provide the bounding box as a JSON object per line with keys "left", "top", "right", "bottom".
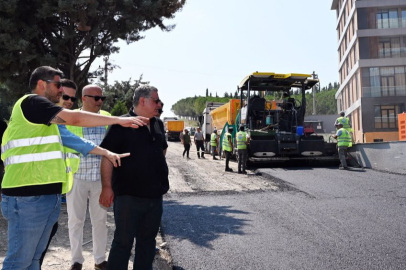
{"left": 363, "top": 85, "right": 406, "bottom": 97}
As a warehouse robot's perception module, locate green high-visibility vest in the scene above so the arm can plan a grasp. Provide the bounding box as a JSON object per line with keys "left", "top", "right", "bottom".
{"left": 222, "top": 132, "right": 232, "bottom": 152}
{"left": 337, "top": 116, "right": 353, "bottom": 132}
{"left": 1, "top": 94, "right": 67, "bottom": 190}
{"left": 64, "top": 109, "right": 110, "bottom": 192}
{"left": 210, "top": 133, "right": 218, "bottom": 146}
{"left": 236, "top": 131, "right": 247, "bottom": 150}
{"left": 337, "top": 128, "right": 351, "bottom": 147}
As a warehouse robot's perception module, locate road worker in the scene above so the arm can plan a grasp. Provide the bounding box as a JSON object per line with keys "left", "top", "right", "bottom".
{"left": 210, "top": 129, "right": 219, "bottom": 160}
{"left": 332, "top": 122, "right": 351, "bottom": 170}
{"left": 236, "top": 125, "right": 249, "bottom": 174}
{"left": 335, "top": 111, "right": 354, "bottom": 147}
{"left": 222, "top": 126, "right": 234, "bottom": 172}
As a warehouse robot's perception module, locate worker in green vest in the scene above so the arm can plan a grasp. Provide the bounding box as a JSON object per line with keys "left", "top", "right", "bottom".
{"left": 236, "top": 125, "right": 250, "bottom": 174}
{"left": 332, "top": 122, "right": 352, "bottom": 170}
{"left": 222, "top": 126, "right": 234, "bottom": 172}
{"left": 0, "top": 66, "right": 148, "bottom": 270}
{"left": 210, "top": 129, "right": 219, "bottom": 160}
{"left": 335, "top": 111, "right": 354, "bottom": 147}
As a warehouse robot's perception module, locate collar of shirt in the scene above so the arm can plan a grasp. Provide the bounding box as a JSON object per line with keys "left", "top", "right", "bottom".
{"left": 128, "top": 107, "right": 156, "bottom": 129}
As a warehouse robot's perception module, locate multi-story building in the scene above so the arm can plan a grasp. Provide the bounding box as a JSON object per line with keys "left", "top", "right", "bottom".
{"left": 331, "top": 0, "right": 406, "bottom": 143}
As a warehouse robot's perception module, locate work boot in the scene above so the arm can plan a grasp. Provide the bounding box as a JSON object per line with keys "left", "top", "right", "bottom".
{"left": 70, "top": 262, "right": 82, "bottom": 270}
{"left": 225, "top": 168, "right": 233, "bottom": 172}
{"left": 242, "top": 170, "right": 247, "bottom": 174}
{"left": 197, "top": 153, "right": 200, "bottom": 158}
{"left": 201, "top": 154, "right": 205, "bottom": 159}
{"left": 213, "top": 157, "right": 218, "bottom": 160}
{"left": 94, "top": 261, "right": 107, "bottom": 270}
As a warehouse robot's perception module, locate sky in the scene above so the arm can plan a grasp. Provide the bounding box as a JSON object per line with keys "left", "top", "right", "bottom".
{"left": 94, "top": 0, "right": 338, "bottom": 118}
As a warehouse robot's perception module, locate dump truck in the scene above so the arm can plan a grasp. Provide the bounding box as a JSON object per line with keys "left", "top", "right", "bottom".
{"left": 209, "top": 99, "right": 241, "bottom": 157}
{"left": 164, "top": 120, "right": 184, "bottom": 141}
{"left": 235, "top": 72, "right": 338, "bottom": 165}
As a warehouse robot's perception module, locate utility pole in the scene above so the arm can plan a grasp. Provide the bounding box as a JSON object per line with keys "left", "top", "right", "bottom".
{"left": 312, "top": 71, "right": 318, "bottom": 115}
{"left": 103, "top": 56, "right": 109, "bottom": 87}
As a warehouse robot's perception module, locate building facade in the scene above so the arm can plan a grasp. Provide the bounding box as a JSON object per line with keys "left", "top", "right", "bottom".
{"left": 332, "top": 0, "right": 406, "bottom": 143}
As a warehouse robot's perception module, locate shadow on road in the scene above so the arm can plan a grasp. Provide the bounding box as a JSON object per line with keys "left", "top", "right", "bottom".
{"left": 161, "top": 200, "right": 250, "bottom": 249}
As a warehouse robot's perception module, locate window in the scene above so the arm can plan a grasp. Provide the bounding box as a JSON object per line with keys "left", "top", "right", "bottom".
{"left": 377, "top": 9, "right": 399, "bottom": 29}
{"left": 374, "top": 104, "right": 404, "bottom": 129}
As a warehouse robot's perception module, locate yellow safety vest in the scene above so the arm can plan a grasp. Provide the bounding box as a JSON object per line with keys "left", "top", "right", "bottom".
{"left": 236, "top": 131, "right": 247, "bottom": 150}
{"left": 222, "top": 132, "right": 232, "bottom": 152}
{"left": 337, "top": 117, "right": 353, "bottom": 132}
{"left": 337, "top": 128, "right": 351, "bottom": 147}
{"left": 210, "top": 133, "right": 218, "bottom": 146}
{"left": 1, "top": 95, "right": 66, "bottom": 190}
{"left": 64, "top": 109, "right": 110, "bottom": 192}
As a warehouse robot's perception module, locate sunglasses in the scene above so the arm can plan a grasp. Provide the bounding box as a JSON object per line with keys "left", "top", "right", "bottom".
{"left": 148, "top": 97, "right": 161, "bottom": 104}
{"left": 62, "top": 94, "right": 77, "bottom": 102}
{"left": 45, "top": 80, "right": 62, "bottom": 89}
{"left": 84, "top": 95, "right": 106, "bottom": 101}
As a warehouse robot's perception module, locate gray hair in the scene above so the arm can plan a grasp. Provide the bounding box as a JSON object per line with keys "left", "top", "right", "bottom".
{"left": 132, "top": 85, "right": 158, "bottom": 107}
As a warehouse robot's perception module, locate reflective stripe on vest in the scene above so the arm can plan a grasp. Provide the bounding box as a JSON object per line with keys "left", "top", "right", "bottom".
{"left": 337, "top": 128, "right": 351, "bottom": 147}
{"left": 236, "top": 131, "right": 247, "bottom": 150}
{"left": 4, "top": 151, "right": 64, "bottom": 166}
{"left": 211, "top": 133, "right": 217, "bottom": 146}
{"left": 222, "top": 132, "right": 232, "bottom": 152}
{"left": 1, "top": 94, "right": 66, "bottom": 189}
{"left": 1, "top": 135, "right": 62, "bottom": 153}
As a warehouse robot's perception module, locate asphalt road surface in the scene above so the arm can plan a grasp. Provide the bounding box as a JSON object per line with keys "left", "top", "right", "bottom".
{"left": 163, "top": 141, "right": 406, "bottom": 270}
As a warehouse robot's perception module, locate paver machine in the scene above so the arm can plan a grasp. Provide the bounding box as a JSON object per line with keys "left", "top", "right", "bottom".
{"left": 237, "top": 72, "right": 338, "bottom": 164}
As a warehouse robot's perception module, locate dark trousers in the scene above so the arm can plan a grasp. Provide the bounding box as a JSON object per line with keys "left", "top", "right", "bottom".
{"left": 225, "top": 151, "right": 232, "bottom": 169}
{"left": 183, "top": 144, "right": 191, "bottom": 158}
{"left": 195, "top": 141, "right": 205, "bottom": 157}
{"left": 237, "top": 149, "right": 247, "bottom": 172}
{"left": 107, "top": 195, "right": 163, "bottom": 270}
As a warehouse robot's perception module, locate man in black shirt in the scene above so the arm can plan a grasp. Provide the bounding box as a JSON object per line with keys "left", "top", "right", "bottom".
{"left": 99, "top": 85, "right": 168, "bottom": 270}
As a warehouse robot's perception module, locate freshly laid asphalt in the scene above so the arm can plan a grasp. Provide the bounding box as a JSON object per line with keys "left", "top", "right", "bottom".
{"left": 161, "top": 167, "right": 406, "bottom": 270}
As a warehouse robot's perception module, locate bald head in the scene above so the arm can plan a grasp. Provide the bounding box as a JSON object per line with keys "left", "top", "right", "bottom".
{"left": 82, "top": 85, "right": 105, "bottom": 113}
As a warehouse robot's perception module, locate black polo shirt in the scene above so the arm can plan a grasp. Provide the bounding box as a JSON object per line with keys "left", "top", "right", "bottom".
{"left": 100, "top": 109, "right": 169, "bottom": 198}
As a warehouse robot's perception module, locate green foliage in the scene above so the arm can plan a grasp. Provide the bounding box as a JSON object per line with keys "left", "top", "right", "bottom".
{"left": 0, "top": 0, "right": 186, "bottom": 103}
{"left": 102, "top": 75, "right": 145, "bottom": 112}
{"left": 110, "top": 100, "right": 128, "bottom": 116}
{"left": 172, "top": 96, "right": 232, "bottom": 118}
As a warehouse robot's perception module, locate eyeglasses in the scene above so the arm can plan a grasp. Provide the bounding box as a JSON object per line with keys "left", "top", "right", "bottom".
{"left": 84, "top": 95, "right": 106, "bottom": 101}
{"left": 45, "top": 80, "right": 62, "bottom": 89}
{"left": 62, "top": 94, "right": 77, "bottom": 102}
{"left": 147, "top": 97, "right": 161, "bottom": 104}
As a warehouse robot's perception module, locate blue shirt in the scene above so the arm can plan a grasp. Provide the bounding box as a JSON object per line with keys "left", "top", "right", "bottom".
{"left": 58, "top": 125, "right": 96, "bottom": 156}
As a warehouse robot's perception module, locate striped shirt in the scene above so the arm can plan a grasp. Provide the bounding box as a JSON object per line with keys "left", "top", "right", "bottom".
{"left": 74, "top": 126, "right": 106, "bottom": 182}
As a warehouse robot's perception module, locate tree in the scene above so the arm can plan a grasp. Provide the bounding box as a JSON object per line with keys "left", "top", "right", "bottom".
{"left": 205, "top": 88, "right": 208, "bottom": 97}
{"left": 102, "top": 75, "right": 145, "bottom": 112}
{"left": 110, "top": 100, "right": 128, "bottom": 116}
{"left": 224, "top": 92, "right": 229, "bottom": 98}
{"left": 0, "top": 0, "right": 186, "bottom": 102}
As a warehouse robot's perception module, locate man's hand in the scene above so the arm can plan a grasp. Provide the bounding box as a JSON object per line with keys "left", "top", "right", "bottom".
{"left": 118, "top": 116, "right": 149, "bottom": 128}
{"left": 104, "top": 151, "right": 130, "bottom": 167}
{"left": 99, "top": 187, "right": 114, "bottom": 208}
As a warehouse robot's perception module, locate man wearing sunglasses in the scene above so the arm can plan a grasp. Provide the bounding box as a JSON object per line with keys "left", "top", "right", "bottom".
{"left": 99, "top": 85, "right": 168, "bottom": 270}
{"left": 65, "top": 85, "right": 111, "bottom": 270}
{"left": 57, "top": 79, "right": 78, "bottom": 109}
{"left": 1, "top": 66, "right": 148, "bottom": 270}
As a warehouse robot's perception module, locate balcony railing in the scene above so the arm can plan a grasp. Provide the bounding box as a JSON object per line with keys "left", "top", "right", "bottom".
{"left": 363, "top": 85, "right": 406, "bottom": 97}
